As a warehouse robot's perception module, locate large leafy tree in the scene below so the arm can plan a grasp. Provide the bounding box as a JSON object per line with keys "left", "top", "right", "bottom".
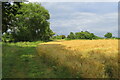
{"left": 10, "top": 3, "right": 54, "bottom": 41}
{"left": 2, "top": 2, "right": 21, "bottom": 33}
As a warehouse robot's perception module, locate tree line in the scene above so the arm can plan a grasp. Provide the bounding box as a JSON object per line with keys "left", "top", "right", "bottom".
{"left": 2, "top": 2, "right": 119, "bottom": 42}
{"left": 52, "top": 31, "right": 117, "bottom": 40}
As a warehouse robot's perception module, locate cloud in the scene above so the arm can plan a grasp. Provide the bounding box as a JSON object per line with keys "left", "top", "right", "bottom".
{"left": 41, "top": 2, "right": 118, "bottom": 37}
{"left": 50, "top": 12, "right": 117, "bottom": 36}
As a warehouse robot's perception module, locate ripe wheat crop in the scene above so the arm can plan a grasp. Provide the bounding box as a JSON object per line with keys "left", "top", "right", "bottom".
{"left": 37, "top": 39, "right": 118, "bottom": 78}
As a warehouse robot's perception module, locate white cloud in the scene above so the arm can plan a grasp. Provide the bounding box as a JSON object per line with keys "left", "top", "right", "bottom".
{"left": 50, "top": 12, "right": 118, "bottom": 37}
{"left": 27, "top": 2, "right": 118, "bottom": 37}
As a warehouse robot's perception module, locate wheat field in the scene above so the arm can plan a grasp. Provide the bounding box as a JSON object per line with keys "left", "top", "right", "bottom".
{"left": 37, "top": 39, "right": 119, "bottom": 78}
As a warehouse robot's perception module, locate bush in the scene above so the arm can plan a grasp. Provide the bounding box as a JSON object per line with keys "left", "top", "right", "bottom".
{"left": 52, "top": 35, "right": 66, "bottom": 39}
{"left": 104, "top": 32, "right": 112, "bottom": 38}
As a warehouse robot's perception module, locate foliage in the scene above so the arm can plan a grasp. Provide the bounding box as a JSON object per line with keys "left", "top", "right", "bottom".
{"left": 104, "top": 32, "right": 112, "bottom": 38}
{"left": 2, "top": 2, "right": 21, "bottom": 33}
{"left": 67, "top": 32, "right": 75, "bottom": 39}
{"left": 2, "top": 33, "right": 14, "bottom": 42}
{"left": 12, "top": 3, "right": 54, "bottom": 41}
{"left": 67, "top": 31, "right": 100, "bottom": 40}
{"left": 2, "top": 2, "right": 54, "bottom": 42}
{"left": 52, "top": 35, "right": 66, "bottom": 39}
{"left": 61, "top": 35, "right": 66, "bottom": 39}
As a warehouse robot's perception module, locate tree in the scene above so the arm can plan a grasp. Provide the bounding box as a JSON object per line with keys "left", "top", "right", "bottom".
{"left": 104, "top": 32, "right": 112, "bottom": 38}
{"left": 2, "top": 2, "right": 21, "bottom": 34}
{"left": 68, "top": 31, "right": 99, "bottom": 40}
{"left": 60, "top": 35, "right": 66, "bottom": 39}
{"left": 67, "top": 32, "right": 75, "bottom": 39}
{"left": 52, "top": 35, "right": 66, "bottom": 39}
{"left": 10, "top": 3, "right": 54, "bottom": 41}
{"left": 75, "top": 31, "right": 91, "bottom": 39}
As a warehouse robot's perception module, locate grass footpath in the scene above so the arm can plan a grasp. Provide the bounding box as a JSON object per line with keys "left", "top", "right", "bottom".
{"left": 2, "top": 41, "right": 72, "bottom": 78}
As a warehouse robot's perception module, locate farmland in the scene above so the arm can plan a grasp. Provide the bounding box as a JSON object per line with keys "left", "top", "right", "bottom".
{"left": 2, "top": 39, "right": 119, "bottom": 78}
{"left": 37, "top": 39, "right": 119, "bottom": 78}
{"left": 2, "top": 2, "right": 119, "bottom": 79}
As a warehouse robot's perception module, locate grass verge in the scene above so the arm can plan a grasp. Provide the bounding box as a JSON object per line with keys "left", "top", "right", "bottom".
{"left": 2, "top": 41, "right": 72, "bottom": 78}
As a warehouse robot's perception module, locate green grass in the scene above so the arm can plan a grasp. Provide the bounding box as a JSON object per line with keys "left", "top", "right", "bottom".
{"left": 2, "top": 41, "right": 72, "bottom": 78}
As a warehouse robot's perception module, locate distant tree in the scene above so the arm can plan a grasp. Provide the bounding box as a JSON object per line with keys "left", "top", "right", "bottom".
{"left": 75, "top": 31, "right": 91, "bottom": 39}
{"left": 61, "top": 35, "right": 66, "bottom": 39}
{"left": 75, "top": 32, "right": 85, "bottom": 39}
{"left": 104, "top": 32, "right": 112, "bottom": 38}
{"left": 52, "top": 35, "right": 66, "bottom": 39}
{"left": 67, "top": 32, "right": 75, "bottom": 39}
{"left": 89, "top": 33, "right": 99, "bottom": 39}
{"left": 67, "top": 31, "right": 100, "bottom": 40}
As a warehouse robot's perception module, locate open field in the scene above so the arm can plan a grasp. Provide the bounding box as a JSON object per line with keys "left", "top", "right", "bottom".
{"left": 2, "top": 39, "right": 119, "bottom": 78}
{"left": 2, "top": 2, "right": 119, "bottom": 79}
{"left": 37, "top": 39, "right": 119, "bottom": 78}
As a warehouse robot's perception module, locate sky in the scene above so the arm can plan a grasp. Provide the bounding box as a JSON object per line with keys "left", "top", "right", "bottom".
{"left": 28, "top": 0, "right": 119, "bottom": 2}
{"left": 40, "top": 2, "right": 118, "bottom": 37}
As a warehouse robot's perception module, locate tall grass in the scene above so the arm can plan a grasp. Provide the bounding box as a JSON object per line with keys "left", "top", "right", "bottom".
{"left": 37, "top": 39, "right": 118, "bottom": 78}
